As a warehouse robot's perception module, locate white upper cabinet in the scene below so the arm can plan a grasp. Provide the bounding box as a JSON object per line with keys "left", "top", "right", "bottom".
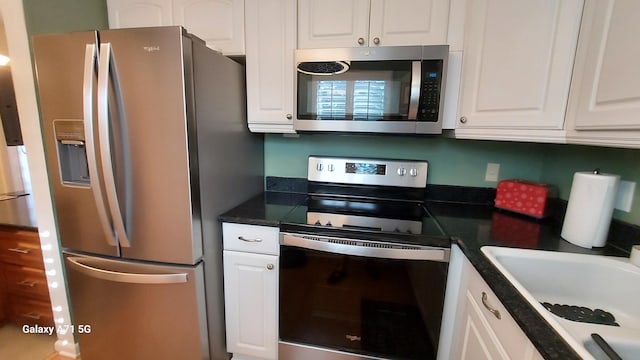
{"left": 297, "top": 0, "right": 450, "bottom": 48}
{"left": 565, "top": 0, "right": 640, "bottom": 147}
{"left": 172, "top": 0, "right": 245, "bottom": 55}
{"left": 245, "top": 0, "right": 297, "bottom": 133}
{"left": 456, "top": 0, "right": 584, "bottom": 133}
{"left": 107, "top": 0, "right": 245, "bottom": 55}
{"left": 107, "top": 0, "right": 173, "bottom": 28}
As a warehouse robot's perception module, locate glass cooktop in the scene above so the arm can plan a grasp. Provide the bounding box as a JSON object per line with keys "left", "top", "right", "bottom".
{"left": 280, "top": 195, "right": 449, "bottom": 246}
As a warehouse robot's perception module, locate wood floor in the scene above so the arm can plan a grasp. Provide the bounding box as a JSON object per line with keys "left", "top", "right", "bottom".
{"left": 45, "top": 354, "right": 78, "bottom": 360}
{"left": 0, "top": 323, "right": 56, "bottom": 360}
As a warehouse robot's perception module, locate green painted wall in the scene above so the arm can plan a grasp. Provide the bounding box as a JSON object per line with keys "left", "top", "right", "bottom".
{"left": 23, "top": 0, "right": 108, "bottom": 35}
{"left": 265, "top": 134, "right": 640, "bottom": 225}
{"left": 265, "top": 134, "right": 546, "bottom": 185}
{"left": 539, "top": 143, "right": 640, "bottom": 225}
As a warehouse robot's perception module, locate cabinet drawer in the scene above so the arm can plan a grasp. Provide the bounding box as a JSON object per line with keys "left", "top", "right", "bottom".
{"left": 0, "top": 230, "right": 44, "bottom": 268}
{"left": 222, "top": 223, "right": 279, "bottom": 255}
{"left": 3, "top": 265, "right": 50, "bottom": 300}
{"left": 8, "top": 296, "right": 54, "bottom": 327}
{"left": 467, "top": 263, "right": 529, "bottom": 359}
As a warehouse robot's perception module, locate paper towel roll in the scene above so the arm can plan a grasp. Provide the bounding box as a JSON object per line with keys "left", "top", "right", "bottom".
{"left": 561, "top": 172, "right": 620, "bottom": 248}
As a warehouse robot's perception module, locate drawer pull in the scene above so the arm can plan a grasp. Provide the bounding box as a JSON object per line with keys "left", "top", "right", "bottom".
{"left": 8, "top": 247, "right": 30, "bottom": 254}
{"left": 481, "top": 292, "right": 502, "bottom": 320}
{"left": 238, "top": 236, "right": 263, "bottom": 243}
{"left": 17, "top": 280, "right": 37, "bottom": 287}
{"left": 20, "top": 312, "right": 42, "bottom": 320}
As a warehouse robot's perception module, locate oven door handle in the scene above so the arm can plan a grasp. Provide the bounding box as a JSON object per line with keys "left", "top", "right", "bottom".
{"left": 281, "top": 233, "right": 449, "bottom": 262}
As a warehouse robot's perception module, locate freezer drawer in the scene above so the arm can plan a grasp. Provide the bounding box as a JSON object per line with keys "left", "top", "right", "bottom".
{"left": 63, "top": 252, "right": 209, "bottom": 359}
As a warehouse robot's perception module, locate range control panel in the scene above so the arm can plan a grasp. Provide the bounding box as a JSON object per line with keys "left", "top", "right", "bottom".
{"left": 308, "top": 156, "right": 428, "bottom": 188}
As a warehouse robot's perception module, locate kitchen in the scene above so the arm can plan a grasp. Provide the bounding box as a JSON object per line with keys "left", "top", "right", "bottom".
{"left": 1, "top": 0, "right": 640, "bottom": 359}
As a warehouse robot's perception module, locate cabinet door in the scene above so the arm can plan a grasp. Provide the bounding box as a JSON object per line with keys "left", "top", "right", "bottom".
{"left": 223, "top": 250, "right": 278, "bottom": 360}
{"left": 172, "top": 0, "right": 245, "bottom": 55}
{"left": 444, "top": 245, "right": 545, "bottom": 360}
{"left": 369, "top": 0, "right": 449, "bottom": 47}
{"left": 458, "top": 290, "right": 507, "bottom": 360}
{"left": 298, "top": 0, "right": 370, "bottom": 48}
{"left": 569, "top": 0, "right": 640, "bottom": 131}
{"left": 245, "top": 0, "right": 297, "bottom": 133}
{"left": 457, "top": 0, "right": 583, "bottom": 130}
{"left": 107, "top": 0, "right": 172, "bottom": 28}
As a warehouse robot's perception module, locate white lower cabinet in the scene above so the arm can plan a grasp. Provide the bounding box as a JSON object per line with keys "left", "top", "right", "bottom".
{"left": 222, "top": 223, "right": 279, "bottom": 360}
{"left": 438, "top": 245, "right": 543, "bottom": 360}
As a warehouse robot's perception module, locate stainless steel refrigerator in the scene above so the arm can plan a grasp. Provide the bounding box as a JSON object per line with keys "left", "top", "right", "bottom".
{"left": 32, "top": 26, "right": 263, "bottom": 360}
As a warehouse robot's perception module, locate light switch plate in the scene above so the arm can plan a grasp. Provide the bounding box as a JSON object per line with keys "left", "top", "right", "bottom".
{"left": 485, "top": 163, "right": 500, "bottom": 182}
{"left": 615, "top": 180, "right": 635, "bottom": 212}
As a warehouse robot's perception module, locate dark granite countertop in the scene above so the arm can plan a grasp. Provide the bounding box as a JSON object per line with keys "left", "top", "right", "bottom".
{"left": 0, "top": 194, "right": 38, "bottom": 230}
{"left": 426, "top": 201, "right": 629, "bottom": 360}
{"left": 219, "top": 191, "right": 306, "bottom": 227}
{"left": 219, "top": 189, "right": 634, "bottom": 360}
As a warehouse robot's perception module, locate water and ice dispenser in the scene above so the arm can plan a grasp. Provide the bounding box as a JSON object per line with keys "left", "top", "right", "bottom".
{"left": 53, "top": 120, "right": 90, "bottom": 185}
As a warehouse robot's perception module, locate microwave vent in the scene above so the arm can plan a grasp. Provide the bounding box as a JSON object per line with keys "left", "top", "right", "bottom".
{"left": 297, "top": 61, "right": 350, "bottom": 75}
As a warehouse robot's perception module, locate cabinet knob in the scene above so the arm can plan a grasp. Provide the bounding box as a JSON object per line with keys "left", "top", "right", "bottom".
{"left": 286, "top": 113, "right": 292, "bottom": 120}
{"left": 357, "top": 37, "right": 365, "bottom": 45}
{"left": 459, "top": 116, "right": 468, "bottom": 124}
{"left": 373, "top": 37, "right": 380, "bottom": 45}
{"left": 266, "top": 264, "right": 274, "bottom": 270}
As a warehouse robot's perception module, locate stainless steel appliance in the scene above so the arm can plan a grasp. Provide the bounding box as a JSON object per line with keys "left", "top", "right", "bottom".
{"left": 279, "top": 156, "right": 450, "bottom": 360}
{"left": 295, "top": 46, "right": 448, "bottom": 134}
{"left": 32, "top": 26, "right": 263, "bottom": 360}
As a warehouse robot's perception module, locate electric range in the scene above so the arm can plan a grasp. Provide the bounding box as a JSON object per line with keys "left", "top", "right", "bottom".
{"left": 278, "top": 156, "right": 450, "bottom": 360}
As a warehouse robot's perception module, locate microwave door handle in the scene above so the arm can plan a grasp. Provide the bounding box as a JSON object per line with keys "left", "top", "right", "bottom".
{"left": 98, "top": 43, "right": 131, "bottom": 248}
{"left": 408, "top": 61, "right": 422, "bottom": 120}
{"left": 83, "top": 43, "right": 117, "bottom": 247}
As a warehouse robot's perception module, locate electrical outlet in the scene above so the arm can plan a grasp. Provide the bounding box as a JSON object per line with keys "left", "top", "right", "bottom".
{"left": 615, "top": 180, "right": 635, "bottom": 212}
{"left": 485, "top": 163, "right": 500, "bottom": 182}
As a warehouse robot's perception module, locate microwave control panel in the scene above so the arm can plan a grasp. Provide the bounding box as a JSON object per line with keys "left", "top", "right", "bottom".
{"left": 417, "top": 60, "right": 443, "bottom": 122}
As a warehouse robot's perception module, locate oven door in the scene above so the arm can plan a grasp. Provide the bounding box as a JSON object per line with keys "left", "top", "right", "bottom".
{"left": 279, "top": 233, "right": 449, "bottom": 360}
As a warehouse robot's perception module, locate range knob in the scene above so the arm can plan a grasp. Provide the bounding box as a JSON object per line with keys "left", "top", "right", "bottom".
{"left": 409, "top": 168, "right": 419, "bottom": 177}
{"left": 316, "top": 163, "right": 324, "bottom": 171}
{"left": 397, "top": 167, "right": 407, "bottom": 176}
{"left": 327, "top": 164, "right": 335, "bottom": 172}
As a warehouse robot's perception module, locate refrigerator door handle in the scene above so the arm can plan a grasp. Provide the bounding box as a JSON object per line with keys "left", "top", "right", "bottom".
{"left": 83, "top": 43, "right": 117, "bottom": 247}
{"left": 66, "top": 256, "right": 189, "bottom": 284}
{"left": 98, "top": 42, "right": 132, "bottom": 248}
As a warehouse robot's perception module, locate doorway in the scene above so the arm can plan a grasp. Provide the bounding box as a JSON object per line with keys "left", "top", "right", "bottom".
{"left": 0, "top": 10, "right": 54, "bottom": 360}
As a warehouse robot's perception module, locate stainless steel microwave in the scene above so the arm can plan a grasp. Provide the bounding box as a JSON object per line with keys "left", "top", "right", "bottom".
{"left": 295, "top": 45, "right": 448, "bottom": 134}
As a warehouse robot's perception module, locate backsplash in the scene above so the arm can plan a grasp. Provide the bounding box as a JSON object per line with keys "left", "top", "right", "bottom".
{"left": 265, "top": 134, "right": 546, "bottom": 185}
{"left": 265, "top": 134, "right": 640, "bottom": 225}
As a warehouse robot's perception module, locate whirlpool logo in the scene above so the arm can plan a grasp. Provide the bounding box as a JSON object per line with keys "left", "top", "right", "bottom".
{"left": 345, "top": 335, "right": 361, "bottom": 342}
{"left": 143, "top": 46, "right": 160, "bottom": 53}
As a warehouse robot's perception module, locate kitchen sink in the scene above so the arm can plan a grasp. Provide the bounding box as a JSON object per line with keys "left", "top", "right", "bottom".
{"left": 481, "top": 246, "right": 640, "bottom": 360}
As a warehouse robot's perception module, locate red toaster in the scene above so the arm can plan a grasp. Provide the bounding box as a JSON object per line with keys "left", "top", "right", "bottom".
{"left": 494, "top": 180, "right": 556, "bottom": 218}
